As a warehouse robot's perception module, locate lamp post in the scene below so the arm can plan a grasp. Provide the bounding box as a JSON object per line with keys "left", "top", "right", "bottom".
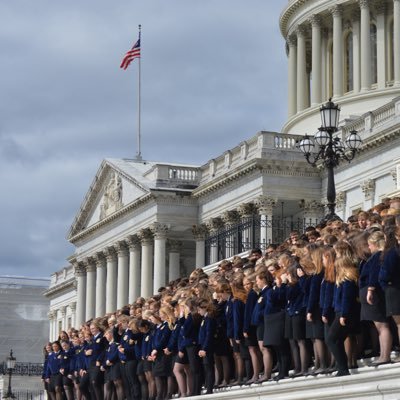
{"left": 298, "top": 99, "right": 362, "bottom": 221}
{"left": 3, "top": 350, "right": 16, "bottom": 399}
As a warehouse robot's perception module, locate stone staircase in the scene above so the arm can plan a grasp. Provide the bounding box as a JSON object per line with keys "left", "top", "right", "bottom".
{"left": 192, "top": 359, "right": 400, "bottom": 400}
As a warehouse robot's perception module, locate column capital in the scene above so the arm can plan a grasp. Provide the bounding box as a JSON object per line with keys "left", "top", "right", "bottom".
{"left": 299, "top": 199, "right": 325, "bottom": 212}
{"left": 255, "top": 196, "right": 277, "bottom": 215}
{"left": 167, "top": 239, "right": 183, "bottom": 253}
{"left": 361, "top": 179, "right": 375, "bottom": 201}
{"left": 48, "top": 310, "right": 56, "bottom": 320}
{"left": 150, "top": 222, "right": 169, "bottom": 239}
{"left": 287, "top": 34, "right": 297, "bottom": 47}
{"left": 103, "top": 246, "right": 117, "bottom": 262}
{"left": 60, "top": 306, "right": 67, "bottom": 317}
{"left": 358, "top": 0, "right": 370, "bottom": 9}
{"left": 138, "top": 228, "right": 153, "bottom": 245}
{"left": 114, "top": 241, "right": 128, "bottom": 256}
{"left": 237, "top": 202, "right": 257, "bottom": 218}
{"left": 192, "top": 224, "right": 208, "bottom": 240}
{"left": 70, "top": 302, "right": 76, "bottom": 312}
{"left": 295, "top": 25, "right": 307, "bottom": 38}
{"left": 374, "top": 1, "right": 386, "bottom": 14}
{"left": 83, "top": 257, "right": 96, "bottom": 272}
{"left": 330, "top": 4, "right": 343, "bottom": 17}
{"left": 205, "top": 217, "right": 224, "bottom": 233}
{"left": 93, "top": 252, "right": 106, "bottom": 268}
{"left": 336, "top": 191, "right": 346, "bottom": 211}
{"left": 126, "top": 234, "right": 141, "bottom": 251}
{"left": 308, "top": 14, "right": 322, "bottom": 28}
{"left": 351, "top": 9, "right": 360, "bottom": 22}
{"left": 221, "top": 210, "right": 240, "bottom": 225}
{"left": 73, "top": 262, "right": 86, "bottom": 277}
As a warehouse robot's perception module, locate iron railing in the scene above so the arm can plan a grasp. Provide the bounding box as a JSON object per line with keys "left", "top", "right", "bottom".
{"left": 204, "top": 215, "right": 320, "bottom": 265}
{"left": 0, "top": 389, "right": 45, "bottom": 400}
{"left": 0, "top": 363, "right": 43, "bottom": 377}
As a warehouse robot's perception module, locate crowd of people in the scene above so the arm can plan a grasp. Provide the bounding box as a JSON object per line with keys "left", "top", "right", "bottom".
{"left": 42, "top": 200, "right": 400, "bottom": 400}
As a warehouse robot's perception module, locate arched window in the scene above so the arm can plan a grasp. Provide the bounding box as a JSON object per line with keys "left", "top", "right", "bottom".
{"left": 345, "top": 31, "right": 353, "bottom": 92}
{"left": 371, "top": 24, "right": 377, "bottom": 84}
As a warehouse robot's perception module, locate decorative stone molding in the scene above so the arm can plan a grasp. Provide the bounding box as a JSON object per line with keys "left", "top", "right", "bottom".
{"left": 103, "top": 246, "right": 117, "bottom": 262}
{"left": 167, "top": 239, "right": 183, "bottom": 253}
{"left": 301, "top": 200, "right": 325, "bottom": 216}
{"left": 295, "top": 25, "right": 307, "bottom": 38}
{"left": 240, "top": 142, "right": 249, "bottom": 160}
{"left": 287, "top": 34, "right": 297, "bottom": 47}
{"left": 138, "top": 228, "right": 153, "bottom": 245}
{"left": 221, "top": 210, "right": 240, "bottom": 225}
{"left": 351, "top": 9, "right": 360, "bottom": 22}
{"left": 375, "top": 1, "right": 386, "bottom": 15}
{"left": 83, "top": 257, "right": 96, "bottom": 272}
{"left": 60, "top": 306, "right": 67, "bottom": 317}
{"left": 329, "top": 4, "right": 343, "bottom": 17}
{"left": 48, "top": 310, "right": 56, "bottom": 320}
{"left": 206, "top": 217, "right": 224, "bottom": 234}
{"left": 238, "top": 203, "right": 257, "bottom": 218}
{"left": 73, "top": 262, "right": 86, "bottom": 277}
{"left": 224, "top": 151, "right": 232, "bottom": 169}
{"left": 126, "top": 234, "right": 141, "bottom": 251}
{"left": 361, "top": 179, "right": 375, "bottom": 201}
{"left": 255, "top": 196, "right": 277, "bottom": 215}
{"left": 93, "top": 252, "right": 106, "bottom": 268}
{"left": 336, "top": 191, "right": 346, "bottom": 211}
{"left": 359, "top": 0, "right": 370, "bottom": 9}
{"left": 100, "top": 171, "right": 123, "bottom": 220}
{"left": 150, "top": 222, "right": 169, "bottom": 239}
{"left": 192, "top": 224, "right": 208, "bottom": 240}
{"left": 114, "top": 241, "right": 128, "bottom": 256}
{"left": 70, "top": 302, "right": 77, "bottom": 312}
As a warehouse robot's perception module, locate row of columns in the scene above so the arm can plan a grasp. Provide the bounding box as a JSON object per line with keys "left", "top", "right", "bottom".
{"left": 72, "top": 223, "right": 183, "bottom": 327}
{"left": 288, "top": 0, "right": 400, "bottom": 117}
{"left": 48, "top": 303, "right": 76, "bottom": 341}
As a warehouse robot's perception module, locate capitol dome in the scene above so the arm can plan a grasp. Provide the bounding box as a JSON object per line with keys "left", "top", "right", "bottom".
{"left": 280, "top": 0, "right": 400, "bottom": 134}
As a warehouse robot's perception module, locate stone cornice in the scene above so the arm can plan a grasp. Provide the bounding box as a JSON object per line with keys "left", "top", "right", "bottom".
{"left": 43, "top": 277, "right": 76, "bottom": 298}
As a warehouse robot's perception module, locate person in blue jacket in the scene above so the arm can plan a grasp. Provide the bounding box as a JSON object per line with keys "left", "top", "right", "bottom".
{"left": 197, "top": 298, "right": 217, "bottom": 394}
{"left": 326, "top": 256, "right": 360, "bottom": 376}
{"left": 101, "top": 328, "right": 124, "bottom": 400}
{"left": 45, "top": 341, "right": 64, "bottom": 400}
{"left": 60, "top": 340, "right": 75, "bottom": 400}
{"left": 138, "top": 319, "right": 156, "bottom": 400}
{"left": 379, "top": 225, "right": 400, "bottom": 346}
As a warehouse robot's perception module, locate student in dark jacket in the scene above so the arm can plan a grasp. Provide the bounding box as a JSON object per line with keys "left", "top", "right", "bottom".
{"left": 363, "top": 231, "right": 393, "bottom": 366}
{"left": 102, "top": 328, "right": 124, "bottom": 400}
{"left": 379, "top": 225, "right": 400, "bottom": 344}
{"left": 60, "top": 340, "right": 75, "bottom": 400}
{"left": 138, "top": 319, "right": 156, "bottom": 400}
{"left": 243, "top": 276, "right": 262, "bottom": 384}
{"left": 45, "top": 341, "right": 64, "bottom": 400}
{"left": 197, "top": 298, "right": 217, "bottom": 394}
{"left": 326, "top": 257, "right": 360, "bottom": 377}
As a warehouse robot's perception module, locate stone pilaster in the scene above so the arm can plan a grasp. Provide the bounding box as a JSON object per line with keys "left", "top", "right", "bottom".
{"left": 192, "top": 224, "right": 207, "bottom": 268}
{"left": 70, "top": 302, "right": 77, "bottom": 330}
{"left": 256, "top": 196, "right": 277, "bottom": 248}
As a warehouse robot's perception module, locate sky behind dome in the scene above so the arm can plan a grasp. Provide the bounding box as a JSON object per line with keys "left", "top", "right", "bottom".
{"left": 0, "top": 0, "right": 288, "bottom": 278}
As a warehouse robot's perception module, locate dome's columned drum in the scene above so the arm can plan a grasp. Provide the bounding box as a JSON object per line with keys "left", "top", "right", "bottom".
{"left": 280, "top": 0, "right": 400, "bottom": 134}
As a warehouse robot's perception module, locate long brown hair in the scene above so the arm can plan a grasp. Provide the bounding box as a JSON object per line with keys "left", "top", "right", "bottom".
{"left": 231, "top": 280, "right": 248, "bottom": 303}
{"left": 323, "top": 246, "right": 336, "bottom": 283}
{"left": 335, "top": 257, "right": 358, "bottom": 285}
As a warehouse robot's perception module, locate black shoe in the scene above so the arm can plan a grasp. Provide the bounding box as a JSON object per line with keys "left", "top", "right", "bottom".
{"left": 335, "top": 370, "right": 350, "bottom": 377}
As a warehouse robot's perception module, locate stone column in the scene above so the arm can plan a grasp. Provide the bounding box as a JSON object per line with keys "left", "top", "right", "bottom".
{"left": 104, "top": 247, "right": 117, "bottom": 313}
{"left": 48, "top": 311, "right": 55, "bottom": 341}
{"left": 221, "top": 210, "right": 240, "bottom": 258}
{"left": 192, "top": 224, "right": 207, "bottom": 268}
{"left": 94, "top": 253, "right": 106, "bottom": 317}
{"left": 115, "top": 241, "right": 129, "bottom": 309}
{"left": 74, "top": 262, "right": 87, "bottom": 328}
{"left": 138, "top": 228, "right": 153, "bottom": 298}
{"left": 167, "top": 239, "right": 182, "bottom": 282}
{"left": 126, "top": 235, "right": 141, "bottom": 303}
{"left": 256, "top": 196, "right": 276, "bottom": 249}
{"left": 321, "top": 28, "right": 328, "bottom": 101}
{"left": 331, "top": 5, "right": 343, "bottom": 98}
{"left": 238, "top": 203, "right": 257, "bottom": 251}
{"left": 310, "top": 15, "right": 322, "bottom": 106}
{"left": 70, "top": 302, "right": 77, "bottom": 330}
{"left": 60, "top": 306, "right": 67, "bottom": 330}
{"left": 376, "top": 2, "right": 386, "bottom": 89}
{"left": 361, "top": 179, "right": 376, "bottom": 210}
{"left": 360, "top": 0, "right": 371, "bottom": 91}
{"left": 206, "top": 218, "right": 224, "bottom": 264}
{"left": 352, "top": 11, "right": 361, "bottom": 93}
{"left": 394, "top": 0, "right": 400, "bottom": 85}
{"left": 151, "top": 223, "right": 168, "bottom": 293}
{"left": 84, "top": 257, "right": 96, "bottom": 321}
{"left": 287, "top": 34, "right": 298, "bottom": 117}
{"left": 296, "top": 26, "right": 308, "bottom": 112}
{"left": 302, "top": 200, "right": 325, "bottom": 222}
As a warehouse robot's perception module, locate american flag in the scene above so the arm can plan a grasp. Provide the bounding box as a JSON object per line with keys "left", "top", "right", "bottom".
{"left": 120, "top": 39, "right": 141, "bottom": 70}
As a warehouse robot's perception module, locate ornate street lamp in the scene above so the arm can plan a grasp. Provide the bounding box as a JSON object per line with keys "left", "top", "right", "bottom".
{"left": 298, "top": 99, "right": 362, "bottom": 221}
{"left": 3, "top": 350, "right": 16, "bottom": 399}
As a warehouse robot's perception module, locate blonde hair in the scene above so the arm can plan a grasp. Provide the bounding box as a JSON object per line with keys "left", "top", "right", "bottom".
{"left": 335, "top": 257, "right": 358, "bottom": 285}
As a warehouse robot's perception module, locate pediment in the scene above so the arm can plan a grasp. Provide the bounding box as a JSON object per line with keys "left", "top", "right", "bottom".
{"left": 68, "top": 159, "right": 151, "bottom": 240}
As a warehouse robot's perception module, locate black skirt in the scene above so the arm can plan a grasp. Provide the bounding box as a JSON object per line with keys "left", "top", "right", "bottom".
{"left": 263, "top": 311, "right": 286, "bottom": 346}
{"left": 244, "top": 326, "right": 258, "bottom": 347}
{"left": 305, "top": 307, "right": 325, "bottom": 339}
{"left": 385, "top": 286, "right": 400, "bottom": 316}
{"left": 174, "top": 348, "right": 189, "bottom": 364}
{"left": 152, "top": 353, "right": 172, "bottom": 377}
{"left": 256, "top": 323, "right": 264, "bottom": 341}
{"left": 284, "top": 312, "right": 306, "bottom": 340}
{"left": 104, "top": 363, "right": 121, "bottom": 382}
{"left": 142, "top": 359, "right": 153, "bottom": 373}
{"left": 360, "top": 286, "right": 388, "bottom": 322}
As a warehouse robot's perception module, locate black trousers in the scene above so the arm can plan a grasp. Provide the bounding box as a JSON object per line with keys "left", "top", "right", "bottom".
{"left": 186, "top": 345, "right": 203, "bottom": 396}
{"left": 201, "top": 351, "right": 215, "bottom": 394}
{"left": 326, "top": 315, "right": 351, "bottom": 373}
{"left": 121, "top": 360, "right": 141, "bottom": 400}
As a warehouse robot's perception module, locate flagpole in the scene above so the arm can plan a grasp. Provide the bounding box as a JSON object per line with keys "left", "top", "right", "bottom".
{"left": 136, "top": 24, "right": 142, "bottom": 160}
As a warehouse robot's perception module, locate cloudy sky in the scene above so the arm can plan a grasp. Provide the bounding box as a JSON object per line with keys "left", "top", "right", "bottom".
{"left": 0, "top": 0, "right": 288, "bottom": 278}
